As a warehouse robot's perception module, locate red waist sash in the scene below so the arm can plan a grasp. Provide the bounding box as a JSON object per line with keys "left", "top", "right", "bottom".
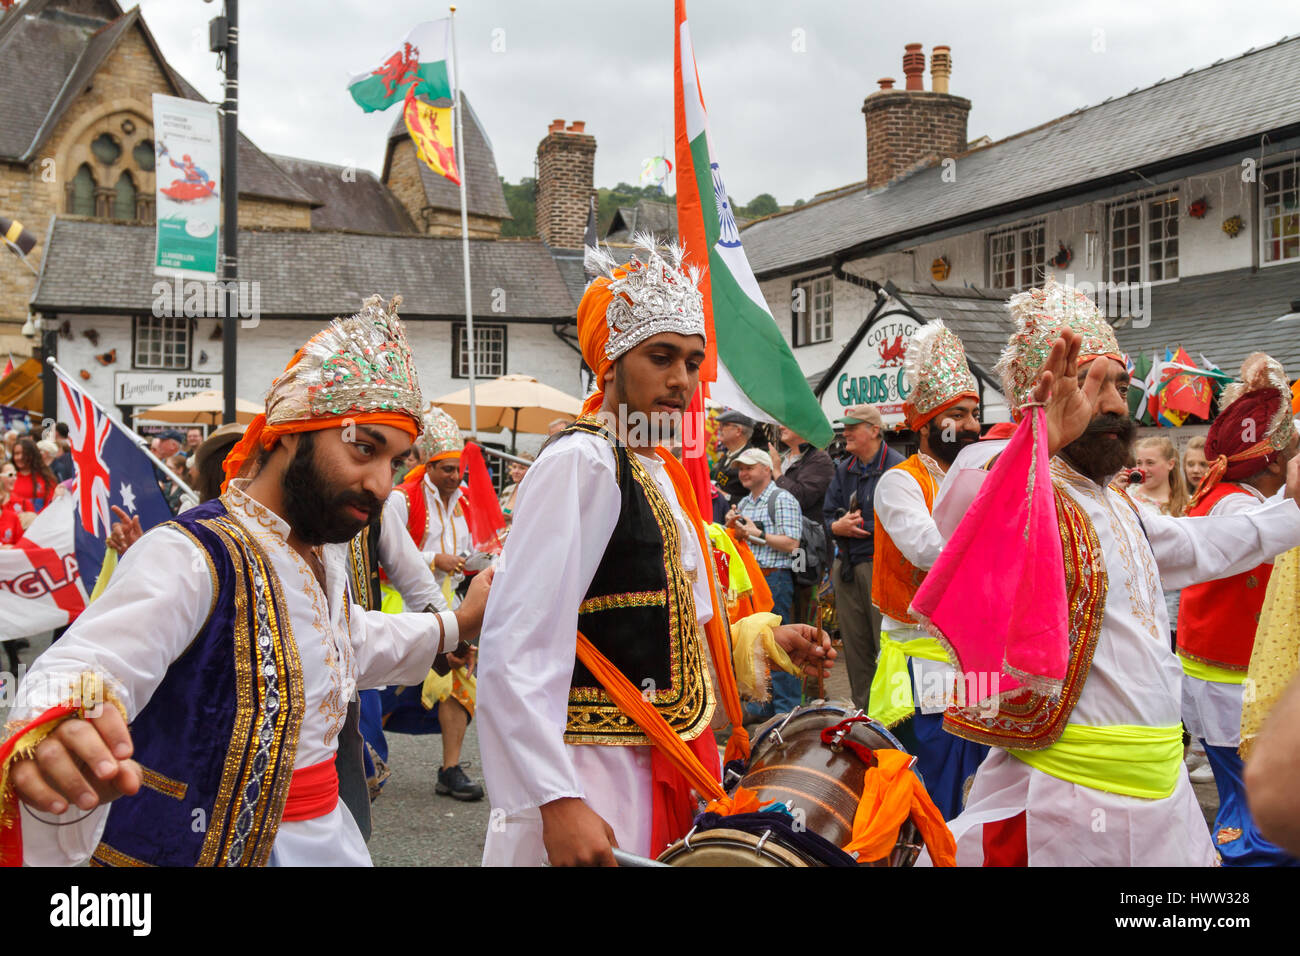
{"left": 282, "top": 759, "right": 339, "bottom": 822}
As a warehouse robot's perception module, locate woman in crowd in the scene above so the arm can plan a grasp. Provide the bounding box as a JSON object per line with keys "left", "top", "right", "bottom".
{"left": 1183, "top": 435, "right": 1209, "bottom": 496}
{"left": 498, "top": 452, "right": 533, "bottom": 526}
{"left": 0, "top": 461, "right": 27, "bottom": 545}
{"left": 1131, "top": 435, "right": 1189, "bottom": 517}
{"left": 10, "top": 436, "right": 57, "bottom": 513}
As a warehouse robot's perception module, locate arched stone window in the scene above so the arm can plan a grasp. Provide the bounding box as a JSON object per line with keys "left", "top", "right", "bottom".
{"left": 68, "top": 163, "right": 96, "bottom": 216}
{"left": 113, "top": 170, "right": 137, "bottom": 221}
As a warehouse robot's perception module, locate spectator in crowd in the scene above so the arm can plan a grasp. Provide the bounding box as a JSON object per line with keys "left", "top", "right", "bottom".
{"left": 161, "top": 453, "right": 190, "bottom": 514}
{"left": 547, "top": 417, "right": 572, "bottom": 436}
{"left": 770, "top": 424, "right": 834, "bottom": 623}
{"left": 2, "top": 429, "right": 17, "bottom": 462}
{"left": 1132, "top": 436, "right": 1189, "bottom": 517}
{"left": 727, "top": 447, "right": 803, "bottom": 720}
{"left": 189, "top": 422, "right": 246, "bottom": 504}
{"left": 822, "top": 403, "right": 903, "bottom": 712}
{"left": 1184, "top": 435, "right": 1209, "bottom": 493}
{"left": 498, "top": 452, "right": 534, "bottom": 526}
{"left": 11, "top": 436, "right": 57, "bottom": 513}
{"left": 712, "top": 410, "right": 760, "bottom": 512}
{"left": 185, "top": 427, "right": 204, "bottom": 453}
{"left": 49, "top": 423, "right": 75, "bottom": 482}
{"left": 156, "top": 429, "right": 184, "bottom": 459}
{"left": 1, "top": 461, "right": 27, "bottom": 544}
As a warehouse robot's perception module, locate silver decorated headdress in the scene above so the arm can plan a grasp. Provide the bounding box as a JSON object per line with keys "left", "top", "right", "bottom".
{"left": 265, "top": 294, "right": 423, "bottom": 432}
{"left": 583, "top": 231, "right": 706, "bottom": 360}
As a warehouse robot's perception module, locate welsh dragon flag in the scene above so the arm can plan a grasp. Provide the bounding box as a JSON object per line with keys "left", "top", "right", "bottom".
{"left": 673, "top": 0, "right": 831, "bottom": 508}
{"left": 348, "top": 20, "right": 452, "bottom": 113}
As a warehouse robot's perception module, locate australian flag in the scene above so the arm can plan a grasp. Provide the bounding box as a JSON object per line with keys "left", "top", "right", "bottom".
{"left": 56, "top": 368, "right": 173, "bottom": 590}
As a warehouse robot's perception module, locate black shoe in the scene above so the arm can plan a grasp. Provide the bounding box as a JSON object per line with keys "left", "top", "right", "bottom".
{"left": 436, "top": 764, "right": 484, "bottom": 801}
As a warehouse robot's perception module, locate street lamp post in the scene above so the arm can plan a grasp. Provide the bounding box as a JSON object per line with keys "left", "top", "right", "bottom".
{"left": 209, "top": 0, "right": 238, "bottom": 425}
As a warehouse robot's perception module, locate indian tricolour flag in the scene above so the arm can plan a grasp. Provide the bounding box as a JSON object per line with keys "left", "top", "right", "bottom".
{"left": 348, "top": 20, "right": 452, "bottom": 113}
{"left": 674, "top": 0, "right": 832, "bottom": 507}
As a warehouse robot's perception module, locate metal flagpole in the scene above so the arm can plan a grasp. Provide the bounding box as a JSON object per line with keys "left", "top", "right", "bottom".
{"left": 45, "top": 357, "right": 198, "bottom": 500}
{"left": 449, "top": 5, "right": 477, "bottom": 438}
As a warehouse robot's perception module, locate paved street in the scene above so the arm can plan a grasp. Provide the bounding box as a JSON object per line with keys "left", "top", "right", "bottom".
{"left": 2, "top": 633, "right": 1220, "bottom": 864}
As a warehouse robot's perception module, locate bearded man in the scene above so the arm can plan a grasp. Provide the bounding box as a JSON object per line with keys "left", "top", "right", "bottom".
{"left": 867, "top": 320, "right": 989, "bottom": 819}
{"left": 932, "top": 279, "right": 1300, "bottom": 866}
{"left": 0, "top": 297, "right": 490, "bottom": 867}
{"left": 477, "top": 238, "right": 834, "bottom": 866}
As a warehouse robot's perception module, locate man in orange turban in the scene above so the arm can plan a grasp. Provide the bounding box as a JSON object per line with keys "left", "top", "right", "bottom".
{"left": 2, "top": 296, "right": 492, "bottom": 866}
{"left": 478, "top": 235, "right": 835, "bottom": 866}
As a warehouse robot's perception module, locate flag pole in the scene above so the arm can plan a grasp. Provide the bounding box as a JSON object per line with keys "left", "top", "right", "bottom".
{"left": 45, "top": 356, "right": 198, "bottom": 500}
{"left": 449, "top": 5, "right": 477, "bottom": 439}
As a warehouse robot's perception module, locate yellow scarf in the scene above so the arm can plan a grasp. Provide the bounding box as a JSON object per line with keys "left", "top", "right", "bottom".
{"left": 1241, "top": 546, "right": 1300, "bottom": 758}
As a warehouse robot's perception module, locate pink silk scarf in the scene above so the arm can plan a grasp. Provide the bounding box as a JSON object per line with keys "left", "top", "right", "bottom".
{"left": 909, "top": 407, "right": 1068, "bottom": 706}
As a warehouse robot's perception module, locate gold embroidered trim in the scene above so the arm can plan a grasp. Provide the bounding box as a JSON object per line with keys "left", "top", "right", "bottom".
{"left": 578, "top": 590, "right": 668, "bottom": 614}
{"left": 139, "top": 766, "right": 188, "bottom": 801}
{"left": 90, "top": 842, "right": 152, "bottom": 867}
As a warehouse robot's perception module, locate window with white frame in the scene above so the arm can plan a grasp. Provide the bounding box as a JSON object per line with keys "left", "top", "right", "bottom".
{"left": 1109, "top": 191, "right": 1179, "bottom": 283}
{"left": 452, "top": 322, "right": 506, "bottom": 378}
{"left": 1261, "top": 159, "right": 1300, "bottom": 264}
{"left": 988, "top": 221, "right": 1045, "bottom": 290}
{"left": 133, "top": 315, "right": 190, "bottom": 369}
{"left": 791, "top": 274, "right": 833, "bottom": 346}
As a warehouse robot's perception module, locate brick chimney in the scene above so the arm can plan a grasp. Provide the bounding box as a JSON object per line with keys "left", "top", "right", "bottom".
{"left": 536, "top": 118, "right": 596, "bottom": 249}
{"left": 862, "top": 44, "right": 971, "bottom": 190}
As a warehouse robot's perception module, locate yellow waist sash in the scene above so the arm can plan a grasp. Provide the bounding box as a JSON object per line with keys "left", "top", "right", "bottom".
{"left": 1178, "top": 652, "right": 1247, "bottom": 685}
{"left": 1010, "top": 723, "right": 1183, "bottom": 799}
{"left": 868, "top": 631, "right": 951, "bottom": 728}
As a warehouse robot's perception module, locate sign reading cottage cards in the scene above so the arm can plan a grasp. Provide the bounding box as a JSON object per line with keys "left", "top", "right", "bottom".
{"left": 820, "top": 314, "right": 922, "bottom": 429}
{"left": 151, "top": 93, "right": 220, "bottom": 280}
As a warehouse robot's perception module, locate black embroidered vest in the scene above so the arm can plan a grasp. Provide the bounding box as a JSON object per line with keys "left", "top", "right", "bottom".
{"left": 563, "top": 419, "right": 713, "bottom": 745}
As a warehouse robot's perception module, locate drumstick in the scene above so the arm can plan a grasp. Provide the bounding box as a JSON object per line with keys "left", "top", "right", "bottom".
{"left": 814, "top": 603, "right": 825, "bottom": 702}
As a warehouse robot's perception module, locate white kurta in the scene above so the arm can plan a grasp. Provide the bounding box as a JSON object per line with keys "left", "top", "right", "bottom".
{"left": 477, "top": 430, "right": 714, "bottom": 865}
{"left": 386, "top": 480, "right": 471, "bottom": 599}
{"left": 874, "top": 456, "right": 951, "bottom": 712}
{"left": 13, "top": 481, "right": 457, "bottom": 867}
{"left": 371, "top": 494, "right": 450, "bottom": 613}
{"left": 1180, "top": 484, "right": 1267, "bottom": 747}
{"left": 930, "top": 456, "right": 1300, "bottom": 866}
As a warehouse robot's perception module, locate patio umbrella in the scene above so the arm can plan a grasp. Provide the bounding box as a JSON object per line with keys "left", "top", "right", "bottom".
{"left": 433, "top": 374, "right": 583, "bottom": 452}
{"left": 141, "top": 390, "right": 262, "bottom": 426}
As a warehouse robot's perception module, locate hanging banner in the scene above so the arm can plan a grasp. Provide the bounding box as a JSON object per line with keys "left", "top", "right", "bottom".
{"left": 152, "top": 94, "right": 220, "bottom": 280}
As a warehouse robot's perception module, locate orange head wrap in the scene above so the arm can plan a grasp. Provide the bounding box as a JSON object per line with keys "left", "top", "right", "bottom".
{"left": 577, "top": 270, "right": 622, "bottom": 417}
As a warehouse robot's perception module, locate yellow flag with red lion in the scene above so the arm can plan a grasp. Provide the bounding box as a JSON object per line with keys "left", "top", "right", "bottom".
{"left": 403, "top": 86, "right": 460, "bottom": 185}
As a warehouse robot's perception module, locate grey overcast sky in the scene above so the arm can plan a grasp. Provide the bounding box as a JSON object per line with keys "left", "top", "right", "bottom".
{"left": 135, "top": 0, "right": 1300, "bottom": 206}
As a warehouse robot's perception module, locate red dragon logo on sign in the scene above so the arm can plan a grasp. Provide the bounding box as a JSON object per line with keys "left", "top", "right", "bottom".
{"left": 878, "top": 335, "right": 906, "bottom": 366}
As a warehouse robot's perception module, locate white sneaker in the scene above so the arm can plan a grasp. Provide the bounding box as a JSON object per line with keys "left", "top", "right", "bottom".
{"left": 1188, "top": 762, "right": 1215, "bottom": 784}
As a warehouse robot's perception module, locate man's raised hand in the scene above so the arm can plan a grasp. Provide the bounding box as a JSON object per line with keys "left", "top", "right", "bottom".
{"left": 1029, "top": 330, "right": 1108, "bottom": 457}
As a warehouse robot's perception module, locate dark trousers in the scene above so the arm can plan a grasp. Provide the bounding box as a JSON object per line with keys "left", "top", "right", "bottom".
{"left": 832, "top": 558, "right": 882, "bottom": 713}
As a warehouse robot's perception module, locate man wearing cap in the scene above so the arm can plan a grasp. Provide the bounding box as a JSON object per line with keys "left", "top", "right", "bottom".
{"left": 823, "top": 402, "right": 903, "bottom": 712}
{"left": 712, "top": 409, "right": 761, "bottom": 509}
{"left": 867, "top": 321, "right": 989, "bottom": 820}
{"left": 1, "top": 296, "right": 492, "bottom": 866}
{"left": 727, "top": 447, "right": 804, "bottom": 717}
{"left": 932, "top": 279, "right": 1300, "bottom": 866}
{"left": 478, "top": 238, "right": 834, "bottom": 866}
{"left": 1177, "top": 353, "right": 1300, "bottom": 865}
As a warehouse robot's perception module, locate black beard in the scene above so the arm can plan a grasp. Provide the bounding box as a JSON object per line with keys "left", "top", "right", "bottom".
{"left": 281, "top": 434, "right": 382, "bottom": 545}
{"left": 1059, "top": 412, "right": 1137, "bottom": 485}
{"left": 927, "top": 427, "right": 979, "bottom": 467}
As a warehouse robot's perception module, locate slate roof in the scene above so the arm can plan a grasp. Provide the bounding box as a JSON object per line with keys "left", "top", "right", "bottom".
{"left": 31, "top": 220, "right": 578, "bottom": 320}
{"left": 383, "top": 92, "right": 511, "bottom": 221}
{"left": 605, "top": 199, "right": 677, "bottom": 243}
{"left": 270, "top": 155, "right": 416, "bottom": 234}
{"left": 1115, "top": 262, "right": 1300, "bottom": 375}
{"left": 546, "top": 248, "right": 589, "bottom": 309}
{"left": 0, "top": 0, "right": 314, "bottom": 206}
{"left": 743, "top": 34, "right": 1300, "bottom": 276}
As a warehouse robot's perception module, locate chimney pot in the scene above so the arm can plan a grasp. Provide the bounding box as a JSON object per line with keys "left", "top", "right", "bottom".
{"left": 566, "top": 121, "right": 586, "bottom": 133}
{"left": 931, "top": 45, "right": 952, "bottom": 94}
{"left": 549, "top": 119, "right": 565, "bottom": 132}
{"left": 903, "top": 42, "right": 925, "bottom": 91}
{"left": 877, "top": 77, "right": 896, "bottom": 90}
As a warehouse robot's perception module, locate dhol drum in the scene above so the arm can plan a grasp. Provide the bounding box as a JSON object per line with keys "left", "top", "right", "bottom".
{"left": 657, "top": 701, "right": 924, "bottom": 867}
